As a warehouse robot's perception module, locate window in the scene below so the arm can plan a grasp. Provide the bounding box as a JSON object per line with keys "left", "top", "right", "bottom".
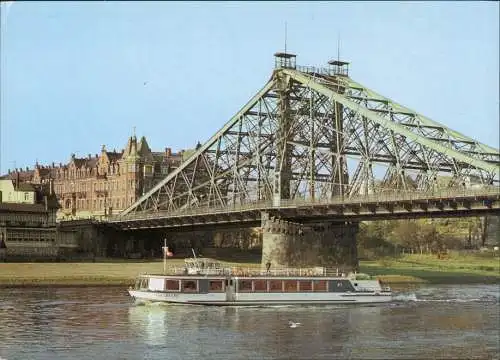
{"left": 238, "top": 280, "right": 253, "bottom": 292}
{"left": 284, "top": 280, "right": 298, "bottom": 292}
{"left": 299, "top": 281, "right": 313, "bottom": 292}
{"left": 253, "top": 280, "right": 267, "bottom": 292}
{"left": 165, "top": 280, "right": 180, "bottom": 291}
{"left": 140, "top": 278, "right": 149, "bottom": 289}
{"left": 182, "top": 280, "right": 198, "bottom": 293}
{"left": 24, "top": 192, "right": 30, "bottom": 201}
{"left": 209, "top": 280, "right": 224, "bottom": 292}
{"left": 313, "top": 280, "right": 328, "bottom": 292}
{"left": 269, "top": 280, "right": 283, "bottom": 292}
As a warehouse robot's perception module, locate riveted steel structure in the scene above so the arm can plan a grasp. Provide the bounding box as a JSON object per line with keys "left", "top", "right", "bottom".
{"left": 119, "top": 53, "right": 500, "bottom": 218}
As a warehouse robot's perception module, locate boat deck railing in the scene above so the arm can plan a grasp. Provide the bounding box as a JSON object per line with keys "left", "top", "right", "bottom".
{"left": 144, "top": 266, "right": 358, "bottom": 278}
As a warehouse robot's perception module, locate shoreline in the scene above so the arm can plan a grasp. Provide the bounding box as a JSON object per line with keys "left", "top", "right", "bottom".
{"left": 1, "top": 258, "right": 498, "bottom": 288}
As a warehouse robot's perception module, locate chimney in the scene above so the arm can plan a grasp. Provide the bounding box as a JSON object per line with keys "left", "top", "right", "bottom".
{"left": 15, "top": 170, "right": 20, "bottom": 190}
{"left": 88, "top": 154, "right": 91, "bottom": 159}
{"left": 26, "top": 166, "right": 29, "bottom": 171}
{"left": 165, "top": 147, "right": 172, "bottom": 157}
{"left": 52, "top": 162, "right": 55, "bottom": 168}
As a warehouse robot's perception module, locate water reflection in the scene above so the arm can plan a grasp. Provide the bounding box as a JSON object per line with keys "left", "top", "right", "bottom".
{"left": 128, "top": 305, "right": 169, "bottom": 345}
{"left": 0, "top": 285, "right": 498, "bottom": 360}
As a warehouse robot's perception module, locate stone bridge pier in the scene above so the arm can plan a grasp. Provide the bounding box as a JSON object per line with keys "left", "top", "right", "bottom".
{"left": 261, "top": 212, "right": 359, "bottom": 270}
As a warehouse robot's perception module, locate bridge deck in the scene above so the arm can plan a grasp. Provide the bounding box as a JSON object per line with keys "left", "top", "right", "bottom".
{"left": 97, "top": 188, "right": 500, "bottom": 231}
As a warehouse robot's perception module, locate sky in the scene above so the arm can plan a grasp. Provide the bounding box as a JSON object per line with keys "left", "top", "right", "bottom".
{"left": 0, "top": 1, "right": 498, "bottom": 175}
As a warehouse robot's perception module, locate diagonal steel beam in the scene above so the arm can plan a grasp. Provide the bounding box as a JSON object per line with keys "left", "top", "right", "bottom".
{"left": 284, "top": 69, "right": 499, "bottom": 174}
{"left": 120, "top": 79, "right": 277, "bottom": 216}
{"left": 346, "top": 77, "right": 498, "bottom": 155}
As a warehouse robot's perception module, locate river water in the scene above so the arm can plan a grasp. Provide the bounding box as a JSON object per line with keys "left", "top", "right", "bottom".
{"left": 0, "top": 284, "right": 498, "bottom": 360}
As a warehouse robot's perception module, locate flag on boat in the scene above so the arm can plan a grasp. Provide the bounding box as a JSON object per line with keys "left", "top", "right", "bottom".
{"left": 163, "top": 246, "right": 173, "bottom": 257}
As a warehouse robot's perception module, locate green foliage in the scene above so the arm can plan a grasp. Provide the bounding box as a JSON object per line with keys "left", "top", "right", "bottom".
{"left": 358, "top": 216, "right": 500, "bottom": 259}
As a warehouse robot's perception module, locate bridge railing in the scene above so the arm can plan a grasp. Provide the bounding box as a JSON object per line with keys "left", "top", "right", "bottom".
{"left": 111, "top": 186, "right": 499, "bottom": 222}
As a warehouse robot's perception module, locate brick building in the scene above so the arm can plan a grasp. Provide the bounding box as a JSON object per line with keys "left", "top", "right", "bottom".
{"left": 2, "top": 135, "right": 186, "bottom": 220}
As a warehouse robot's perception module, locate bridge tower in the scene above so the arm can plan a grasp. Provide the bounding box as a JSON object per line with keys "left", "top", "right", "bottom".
{"left": 273, "top": 52, "right": 295, "bottom": 206}
{"left": 262, "top": 53, "right": 358, "bottom": 269}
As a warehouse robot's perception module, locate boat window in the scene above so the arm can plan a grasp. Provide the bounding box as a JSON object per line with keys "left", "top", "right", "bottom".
{"left": 269, "top": 280, "right": 283, "bottom": 292}
{"left": 238, "top": 280, "right": 253, "bottom": 292}
{"left": 298, "top": 280, "right": 313, "bottom": 292}
{"left": 182, "top": 280, "right": 198, "bottom": 293}
{"left": 253, "top": 280, "right": 267, "bottom": 292}
{"left": 313, "top": 280, "right": 328, "bottom": 292}
{"left": 165, "top": 279, "right": 180, "bottom": 291}
{"left": 140, "top": 278, "right": 149, "bottom": 289}
{"left": 284, "top": 280, "right": 298, "bottom": 292}
{"left": 209, "top": 280, "right": 224, "bottom": 292}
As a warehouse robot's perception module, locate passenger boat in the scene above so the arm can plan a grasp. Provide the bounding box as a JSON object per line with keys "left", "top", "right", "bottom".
{"left": 128, "top": 256, "right": 392, "bottom": 306}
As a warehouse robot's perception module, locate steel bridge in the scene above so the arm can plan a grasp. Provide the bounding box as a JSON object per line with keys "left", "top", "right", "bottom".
{"left": 107, "top": 53, "right": 500, "bottom": 231}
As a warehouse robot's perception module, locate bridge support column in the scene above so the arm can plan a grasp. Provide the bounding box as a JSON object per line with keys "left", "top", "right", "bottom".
{"left": 261, "top": 212, "right": 303, "bottom": 268}
{"left": 261, "top": 212, "right": 359, "bottom": 270}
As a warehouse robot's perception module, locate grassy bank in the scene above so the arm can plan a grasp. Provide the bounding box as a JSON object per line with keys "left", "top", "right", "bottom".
{"left": 360, "top": 253, "right": 500, "bottom": 284}
{"left": 0, "top": 253, "right": 498, "bottom": 287}
{"left": 0, "top": 260, "right": 260, "bottom": 287}
{"left": 0, "top": 261, "right": 184, "bottom": 287}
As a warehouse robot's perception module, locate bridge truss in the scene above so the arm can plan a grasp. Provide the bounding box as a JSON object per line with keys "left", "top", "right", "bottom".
{"left": 121, "top": 54, "right": 500, "bottom": 216}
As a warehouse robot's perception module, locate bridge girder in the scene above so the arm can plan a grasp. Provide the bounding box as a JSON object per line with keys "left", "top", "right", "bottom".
{"left": 120, "top": 61, "right": 500, "bottom": 217}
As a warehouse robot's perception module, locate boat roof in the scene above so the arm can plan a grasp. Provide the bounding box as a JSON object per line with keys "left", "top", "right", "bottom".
{"left": 184, "top": 257, "right": 222, "bottom": 264}
{"left": 137, "top": 267, "right": 370, "bottom": 280}
{"left": 136, "top": 274, "right": 370, "bottom": 281}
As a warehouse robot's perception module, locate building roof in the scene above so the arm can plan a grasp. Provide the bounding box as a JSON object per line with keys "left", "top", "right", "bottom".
{"left": 0, "top": 170, "right": 34, "bottom": 182}
{"left": 0, "top": 135, "right": 184, "bottom": 179}
{"left": 106, "top": 151, "right": 122, "bottom": 162}
{"left": 16, "top": 182, "right": 36, "bottom": 192}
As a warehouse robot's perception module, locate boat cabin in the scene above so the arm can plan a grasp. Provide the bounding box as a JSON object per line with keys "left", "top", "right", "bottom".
{"left": 133, "top": 275, "right": 385, "bottom": 294}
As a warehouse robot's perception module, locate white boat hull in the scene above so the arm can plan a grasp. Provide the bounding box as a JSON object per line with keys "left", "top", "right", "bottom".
{"left": 128, "top": 289, "right": 393, "bottom": 306}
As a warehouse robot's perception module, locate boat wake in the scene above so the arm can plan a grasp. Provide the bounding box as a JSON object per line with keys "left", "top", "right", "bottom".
{"left": 392, "top": 293, "right": 499, "bottom": 304}
{"left": 391, "top": 293, "right": 418, "bottom": 302}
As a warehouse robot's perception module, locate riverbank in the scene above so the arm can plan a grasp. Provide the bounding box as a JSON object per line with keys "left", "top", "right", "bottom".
{"left": 361, "top": 253, "right": 500, "bottom": 284}
{"left": 0, "top": 253, "right": 498, "bottom": 287}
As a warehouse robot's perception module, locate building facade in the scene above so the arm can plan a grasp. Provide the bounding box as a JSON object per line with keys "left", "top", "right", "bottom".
{"left": 0, "top": 179, "right": 65, "bottom": 260}
{"left": 2, "top": 135, "right": 185, "bottom": 220}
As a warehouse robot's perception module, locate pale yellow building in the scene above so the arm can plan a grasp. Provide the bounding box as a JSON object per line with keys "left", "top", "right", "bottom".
{"left": 0, "top": 179, "right": 36, "bottom": 204}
